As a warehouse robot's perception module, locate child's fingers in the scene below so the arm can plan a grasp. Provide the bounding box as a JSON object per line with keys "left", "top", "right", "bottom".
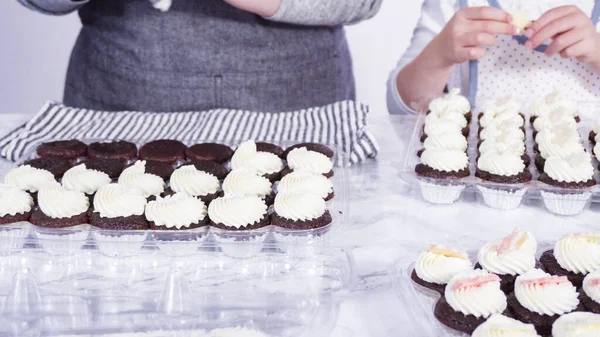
{"left": 544, "top": 29, "right": 584, "bottom": 56}
{"left": 462, "top": 6, "right": 512, "bottom": 23}
{"left": 471, "top": 21, "right": 515, "bottom": 36}
{"left": 461, "top": 32, "right": 498, "bottom": 47}
{"left": 526, "top": 13, "right": 581, "bottom": 49}
{"left": 526, "top": 6, "right": 579, "bottom": 35}
{"left": 457, "top": 47, "right": 486, "bottom": 62}
{"left": 559, "top": 40, "right": 588, "bottom": 59}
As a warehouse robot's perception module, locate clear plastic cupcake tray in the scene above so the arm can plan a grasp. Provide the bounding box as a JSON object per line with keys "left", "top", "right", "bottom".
{"left": 400, "top": 102, "right": 600, "bottom": 216}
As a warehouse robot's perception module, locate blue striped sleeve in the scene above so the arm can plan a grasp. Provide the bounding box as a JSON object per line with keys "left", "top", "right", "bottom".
{"left": 17, "top": 0, "right": 88, "bottom": 15}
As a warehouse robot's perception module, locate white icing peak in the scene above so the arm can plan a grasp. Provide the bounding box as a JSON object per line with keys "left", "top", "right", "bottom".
{"left": 514, "top": 269, "right": 579, "bottom": 316}
{"left": 423, "top": 132, "right": 468, "bottom": 152}
{"left": 478, "top": 229, "right": 537, "bottom": 276}
{"left": 428, "top": 88, "right": 471, "bottom": 115}
{"left": 222, "top": 169, "right": 272, "bottom": 198}
{"left": 477, "top": 151, "right": 525, "bottom": 177}
{"left": 480, "top": 122, "right": 525, "bottom": 141}
{"left": 118, "top": 161, "right": 165, "bottom": 198}
{"left": 274, "top": 192, "right": 327, "bottom": 222}
{"left": 170, "top": 165, "right": 220, "bottom": 197}
{"left": 421, "top": 149, "right": 468, "bottom": 173}
{"left": 554, "top": 233, "right": 600, "bottom": 275}
{"left": 480, "top": 96, "right": 522, "bottom": 128}
{"left": 4, "top": 165, "right": 55, "bottom": 193}
{"left": 445, "top": 269, "right": 507, "bottom": 318}
{"left": 479, "top": 133, "right": 525, "bottom": 156}
{"left": 231, "top": 140, "right": 283, "bottom": 175}
{"left": 145, "top": 193, "right": 206, "bottom": 229}
{"left": 472, "top": 314, "right": 539, "bottom": 337}
{"left": 208, "top": 195, "right": 267, "bottom": 229}
{"left": 533, "top": 108, "right": 577, "bottom": 131}
{"left": 277, "top": 170, "right": 333, "bottom": 199}
{"left": 38, "top": 181, "right": 89, "bottom": 219}
{"left": 536, "top": 126, "right": 584, "bottom": 159}
{"left": 415, "top": 245, "right": 473, "bottom": 284}
{"left": 0, "top": 184, "right": 34, "bottom": 217}
{"left": 544, "top": 152, "right": 594, "bottom": 184}
{"left": 552, "top": 312, "right": 600, "bottom": 337}
{"left": 423, "top": 119, "right": 463, "bottom": 136}
{"left": 62, "top": 164, "right": 112, "bottom": 195}
{"left": 545, "top": 89, "right": 578, "bottom": 116}
{"left": 425, "top": 107, "right": 468, "bottom": 128}
{"left": 94, "top": 184, "right": 146, "bottom": 218}
{"left": 583, "top": 270, "right": 600, "bottom": 305}
{"left": 287, "top": 147, "right": 333, "bottom": 175}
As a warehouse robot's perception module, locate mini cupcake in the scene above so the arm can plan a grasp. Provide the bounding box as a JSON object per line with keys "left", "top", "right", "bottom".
{"left": 22, "top": 158, "right": 72, "bottom": 179}
{"left": 222, "top": 169, "right": 274, "bottom": 204}
{"left": 231, "top": 140, "right": 284, "bottom": 181}
{"left": 285, "top": 147, "right": 334, "bottom": 178}
{"left": 434, "top": 270, "right": 508, "bottom": 334}
{"left": 539, "top": 153, "right": 595, "bottom": 216}
{"left": 168, "top": 165, "right": 221, "bottom": 204}
{"left": 476, "top": 150, "right": 531, "bottom": 210}
{"left": 185, "top": 143, "right": 233, "bottom": 163}
{"left": 36, "top": 139, "right": 88, "bottom": 159}
{"left": 509, "top": 269, "right": 582, "bottom": 336}
{"left": 62, "top": 164, "right": 112, "bottom": 196}
{"left": 552, "top": 312, "right": 600, "bottom": 337}
{"left": 145, "top": 193, "right": 207, "bottom": 230}
{"left": 415, "top": 149, "right": 469, "bottom": 204}
{"left": 4, "top": 165, "right": 55, "bottom": 194}
{"left": 476, "top": 229, "right": 538, "bottom": 293}
{"left": 277, "top": 170, "right": 334, "bottom": 201}
{"left": 534, "top": 125, "right": 584, "bottom": 173}
{"left": 208, "top": 195, "right": 270, "bottom": 231}
{"left": 29, "top": 182, "right": 90, "bottom": 228}
{"left": 271, "top": 192, "right": 332, "bottom": 230}
{"left": 88, "top": 140, "right": 138, "bottom": 160}
{"left": 283, "top": 143, "right": 334, "bottom": 159}
{"left": 540, "top": 233, "right": 600, "bottom": 288}
{"left": 472, "top": 314, "right": 539, "bottom": 337}
{"left": 581, "top": 270, "right": 600, "bottom": 313}
{"left": 118, "top": 161, "right": 166, "bottom": 198}
{"left": 411, "top": 245, "right": 473, "bottom": 294}
{"left": 428, "top": 88, "right": 472, "bottom": 122}
{"left": 0, "top": 184, "right": 34, "bottom": 224}
{"left": 90, "top": 184, "right": 148, "bottom": 230}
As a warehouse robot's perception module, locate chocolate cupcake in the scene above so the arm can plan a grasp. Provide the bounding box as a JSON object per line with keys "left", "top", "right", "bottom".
{"left": 552, "top": 312, "right": 600, "bottom": 336}
{"left": 540, "top": 233, "right": 600, "bottom": 288}
{"left": 118, "top": 161, "right": 166, "bottom": 198}
{"left": 285, "top": 147, "right": 334, "bottom": 178}
{"left": 222, "top": 169, "right": 274, "bottom": 205}
{"left": 509, "top": 269, "right": 582, "bottom": 336}
{"left": 4, "top": 165, "right": 56, "bottom": 194}
{"left": 187, "top": 160, "right": 228, "bottom": 180}
{"left": 185, "top": 143, "right": 233, "bottom": 163}
{"left": 582, "top": 270, "right": 600, "bottom": 313}
{"left": 139, "top": 140, "right": 187, "bottom": 163}
{"left": 169, "top": 165, "right": 221, "bottom": 205}
{"left": 476, "top": 229, "right": 538, "bottom": 294}
{"left": 271, "top": 192, "right": 332, "bottom": 230}
{"left": 476, "top": 152, "right": 531, "bottom": 184}
{"left": 136, "top": 160, "right": 174, "bottom": 180}
{"left": 257, "top": 142, "right": 285, "bottom": 158}
{"left": 411, "top": 245, "right": 473, "bottom": 294}
{"left": 208, "top": 195, "right": 270, "bottom": 231}
{"left": 83, "top": 158, "right": 125, "bottom": 179}
{"left": 23, "top": 158, "right": 72, "bottom": 179}
{"left": 62, "top": 164, "right": 112, "bottom": 196}
{"left": 415, "top": 149, "right": 470, "bottom": 179}
{"left": 427, "top": 88, "right": 472, "bottom": 122}
{"left": 283, "top": 143, "right": 333, "bottom": 159}
{"left": 277, "top": 170, "right": 334, "bottom": 201}
{"left": 88, "top": 140, "right": 138, "bottom": 160}
{"left": 90, "top": 184, "right": 148, "bottom": 230}
{"left": 434, "top": 270, "right": 508, "bottom": 334}
{"left": 472, "top": 314, "right": 539, "bottom": 337}
{"left": 145, "top": 193, "right": 208, "bottom": 230}
{"left": 0, "top": 185, "right": 34, "bottom": 224}
{"left": 231, "top": 140, "right": 284, "bottom": 182}
{"left": 36, "top": 139, "right": 87, "bottom": 159}
{"left": 29, "top": 182, "right": 89, "bottom": 228}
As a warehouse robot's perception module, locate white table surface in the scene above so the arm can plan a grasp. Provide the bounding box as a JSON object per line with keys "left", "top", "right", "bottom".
{"left": 1, "top": 111, "right": 598, "bottom": 337}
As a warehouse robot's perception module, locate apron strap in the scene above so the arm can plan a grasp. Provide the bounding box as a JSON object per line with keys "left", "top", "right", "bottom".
{"left": 592, "top": 0, "right": 600, "bottom": 25}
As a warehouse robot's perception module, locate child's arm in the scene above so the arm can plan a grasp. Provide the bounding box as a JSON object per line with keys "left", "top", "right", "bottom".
{"left": 525, "top": 6, "right": 600, "bottom": 73}
{"left": 390, "top": 5, "right": 513, "bottom": 114}
{"left": 223, "top": 0, "right": 281, "bottom": 17}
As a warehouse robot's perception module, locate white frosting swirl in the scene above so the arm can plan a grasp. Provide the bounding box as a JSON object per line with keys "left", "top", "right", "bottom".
{"left": 415, "top": 245, "right": 473, "bottom": 284}
{"left": 277, "top": 170, "right": 334, "bottom": 199}
{"left": 118, "top": 161, "right": 165, "bottom": 198}
{"left": 445, "top": 269, "right": 507, "bottom": 318}
{"left": 222, "top": 169, "right": 272, "bottom": 198}
{"left": 530, "top": 100, "right": 552, "bottom": 118}
{"left": 93, "top": 184, "right": 147, "bottom": 218}
{"left": 533, "top": 108, "right": 577, "bottom": 131}
{"left": 428, "top": 88, "right": 471, "bottom": 115}
{"left": 544, "top": 152, "right": 594, "bottom": 184}
{"left": 477, "top": 152, "right": 525, "bottom": 177}
{"left": 480, "top": 96, "right": 523, "bottom": 128}
{"left": 536, "top": 127, "right": 584, "bottom": 160}
{"left": 479, "top": 133, "right": 525, "bottom": 156}
{"left": 553, "top": 312, "right": 600, "bottom": 337}
{"left": 554, "top": 234, "right": 600, "bottom": 275}
{"left": 545, "top": 89, "right": 578, "bottom": 117}
{"left": 421, "top": 149, "right": 468, "bottom": 173}
{"left": 478, "top": 229, "right": 537, "bottom": 276}
{"left": 425, "top": 108, "right": 468, "bottom": 128}
{"left": 38, "top": 182, "right": 89, "bottom": 218}
{"left": 274, "top": 192, "right": 327, "bottom": 221}
{"left": 145, "top": 193, "right": 206, "bottom": 229}
{"left": 287, "top": 148, "right": 333, "bottom": 175}
{"left": 515, "top": 269, "right": 579, "bottom": 316}
{"left": 0, "top": 184, "right": 34, "bottom": 217}
{"left": 423, "top": 119, "right": 463, "bottom": 136}
{"left": 231, "top": 140, "right": 284, "bottom": 175}
{"left": 423, "top": 133, "right": 468, "bottom": 152}
{"left": 472, "top": 314, "right": 540, "bottom": 337}
{"left": 170, "top": 165, "right": 220, "bottom": 197}
{"left": 583, "top": 270, "right": 600, "bottom": 305}
{"left": 4, "top": 165, "right": 55, "bottom": 193}
{"left": 208, "top": 195, "right": 267, "bottom": 229}
{"left": 62, "top": 164, "right": 112, "bottom": 195}
{"left": 480, "top": 122, "right": 525, "bottom": 141}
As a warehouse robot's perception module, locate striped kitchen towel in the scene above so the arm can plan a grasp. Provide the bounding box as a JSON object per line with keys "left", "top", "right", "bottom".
{"left": 0, "top": 101, "right": 379, "bottom": 165}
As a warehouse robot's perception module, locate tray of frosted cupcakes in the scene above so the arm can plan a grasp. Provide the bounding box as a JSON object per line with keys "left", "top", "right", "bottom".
{"left": 393, "top": 228, "right": 600, "bottom": 336}
{"left": 0, "top": 138, "right": 347, "bottom": 254}
{"left": 400, "top": 88, "right": 600, "bottom": 215}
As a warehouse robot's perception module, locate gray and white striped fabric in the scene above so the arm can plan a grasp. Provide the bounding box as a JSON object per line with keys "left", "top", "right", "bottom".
{"left": 0, "top": 101, "right": 379, "bottom": 165}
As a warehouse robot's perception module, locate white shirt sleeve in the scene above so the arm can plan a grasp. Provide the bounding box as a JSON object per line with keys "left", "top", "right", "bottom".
{"left": 387, "top": 0, "right": 458, "bottom": 114}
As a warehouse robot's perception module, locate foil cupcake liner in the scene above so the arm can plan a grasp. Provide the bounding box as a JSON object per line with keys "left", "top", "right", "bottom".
{"left": 214, "top": 233, "right": 267, "bottom": 258}
{"left": 419, "top": 181, "right": 465, "bottom": 205}
{"left": 477, "top": 186, "right": 527, "bottom": 211}
{"left": 540, "top": 190, "right": 592, "bottom": 216}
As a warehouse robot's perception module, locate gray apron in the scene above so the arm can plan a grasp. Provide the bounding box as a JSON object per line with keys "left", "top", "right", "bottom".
{"left": 64, "top": 0, "right": 356, "bottom": 112}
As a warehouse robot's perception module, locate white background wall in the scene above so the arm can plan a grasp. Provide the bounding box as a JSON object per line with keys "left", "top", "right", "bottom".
{"left": 0, "top": 1, "right": 422, "bottom": 116}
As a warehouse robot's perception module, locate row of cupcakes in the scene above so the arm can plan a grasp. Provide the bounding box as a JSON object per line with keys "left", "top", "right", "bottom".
{"left": 411, "top": 229, "right": 600, "bottom": 335}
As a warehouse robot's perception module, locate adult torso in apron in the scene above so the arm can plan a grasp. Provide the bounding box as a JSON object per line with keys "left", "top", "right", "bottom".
{"left": 64, "top": 0, "right": 355, "bottom": 112}
{"left": 451, "top": 0, "right": 600, "bottom": 110}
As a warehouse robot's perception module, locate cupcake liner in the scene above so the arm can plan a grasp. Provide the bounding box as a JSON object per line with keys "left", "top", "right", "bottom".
{"left": 0, "top": 222, "right": 32, "bottom": 250}
{"left": 272, "top": 232, "right": 328, "bottom": 255}
{"left": 419, "top": 181, "right": 465, "bottom": 205}
{"left": 214, "top": 233, "right": 267, "bottom": 258}
{"left": 92, "top": 230, "right": 148, "bottom": 256}
{"left": 540, "top": 190, "right": 592, "bottom": 216}
{"left": 477, "top": 186, "right": 527, "bottom": 211}
{"left": 33, "top": 224, "right": 91, "bottom": 253}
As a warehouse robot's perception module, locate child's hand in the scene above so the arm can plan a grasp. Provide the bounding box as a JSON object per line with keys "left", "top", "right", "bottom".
{"left": 430, "top": 7, "right": 514, "bottom": 67}
{"left": 525, "top": 6, "right": 600, "bottom": 67}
